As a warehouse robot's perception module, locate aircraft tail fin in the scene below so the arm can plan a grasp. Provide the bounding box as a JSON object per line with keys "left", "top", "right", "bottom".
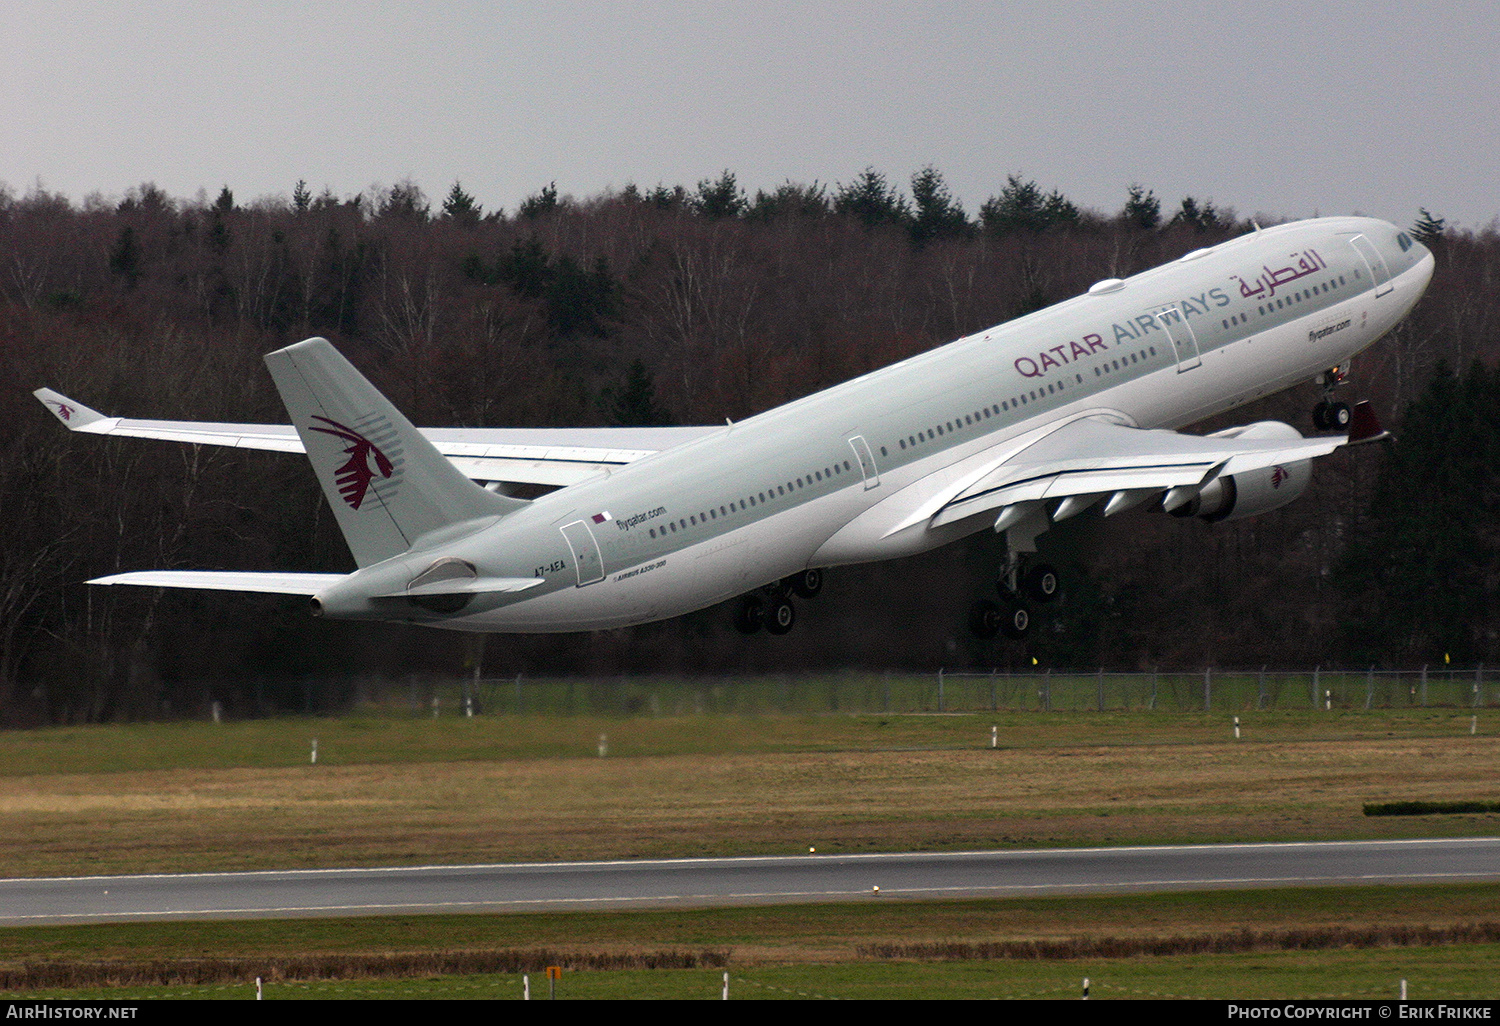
{"left": 264, "top": 337, "right": 525, "bottom": 568}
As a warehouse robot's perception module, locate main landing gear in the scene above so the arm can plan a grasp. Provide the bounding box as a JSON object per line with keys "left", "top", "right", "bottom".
{"left": 734, "top": 569, "right": 823, "bottom": 635}
{"left": 969, "top": 558, "right": 1058, "bottom": 640}
{"left": 1312, "top": 366, "right": 1352, "bottom": 431}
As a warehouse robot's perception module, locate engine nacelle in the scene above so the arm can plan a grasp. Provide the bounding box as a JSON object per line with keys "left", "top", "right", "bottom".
{"left": 1169, "top": 421, "right": 1313, "bottom": 522}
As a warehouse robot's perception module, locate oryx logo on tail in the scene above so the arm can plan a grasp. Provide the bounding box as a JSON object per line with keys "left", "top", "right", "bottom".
{"left": 307, "top": 415, "right": 402, "bottom": 510}
{"left": 45, "top": 400, "right": 75, "bottom": 422}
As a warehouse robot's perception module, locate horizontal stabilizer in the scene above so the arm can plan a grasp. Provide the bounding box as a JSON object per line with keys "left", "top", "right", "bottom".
{"left": 87, "top": 571, "right": 346, "bottom": 595}
{"left": 378, "top": 577, "right": 545, "bottom": 598}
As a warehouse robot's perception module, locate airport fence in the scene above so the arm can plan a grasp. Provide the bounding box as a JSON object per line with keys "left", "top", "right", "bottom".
{"left": 381, "top": 665, "right": 1500, "bottom": 718}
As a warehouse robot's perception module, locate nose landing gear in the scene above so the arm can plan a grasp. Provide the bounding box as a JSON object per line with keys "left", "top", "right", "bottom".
{"left": 1312, "top": 366, "right": 1352, "bottom": 431}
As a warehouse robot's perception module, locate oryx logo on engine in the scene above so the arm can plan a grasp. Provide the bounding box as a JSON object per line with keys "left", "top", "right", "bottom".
{"left": 307, "top": 414, "right": 403, "bottom": 510}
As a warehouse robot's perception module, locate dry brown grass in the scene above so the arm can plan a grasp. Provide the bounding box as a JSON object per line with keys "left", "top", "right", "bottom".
{"left": 2, "top": 730, "right": 1497, "bottom": 877}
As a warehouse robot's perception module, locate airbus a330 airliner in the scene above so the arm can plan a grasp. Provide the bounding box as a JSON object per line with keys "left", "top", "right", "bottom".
{"left": 38, "top": 216, "right": 1433, "bottom": 639}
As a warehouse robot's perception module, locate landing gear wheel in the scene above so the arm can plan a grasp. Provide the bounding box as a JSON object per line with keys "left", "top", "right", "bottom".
{"left": 1000, "top": 599, "right": 1031, "bottom": 640}
{"left": 765, "top": 598, "right": 796, "bottom": 635}
{"left": 1021, "top": 563, "right": 1060, "bottom": 604}
{"left": 734, "top": 595, "right": 765, "bottom": 634}
{"left": 1314, "top": 401, "right": 1353, "bottom": 431}
{"left": 969, "top": 599, "right": 1002, "bottom": 639}
{"left": 789, "top": 568, "right": 823, "bottom": 599}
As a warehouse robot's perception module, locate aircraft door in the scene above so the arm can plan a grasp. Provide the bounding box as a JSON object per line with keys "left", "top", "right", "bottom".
{"left": 559, "top": 520, "right": 605, "bottom": 586}
{"left": 1151, "top": 303, "right": 1201, "bottom": 372}
{"left": 848, "top": 435, "right": 880, "bottom": 489}
{"left": 1347, "top": 235, "right": 1393, "bottom": 297}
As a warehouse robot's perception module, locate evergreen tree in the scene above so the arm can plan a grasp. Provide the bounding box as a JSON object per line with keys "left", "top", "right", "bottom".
{"left": 603, "top": 359, "right": 674, "bottom": 426}
{"left": 441, "top": 181, "right": 482, "bottom": 225}
{"left": 646, "top": 184, "right": 687, "bottom": 210}
{"left": 545, "top": 255, "right": 616, "bottom": 338}
{"left": 518, "top": 182, "right": 558, "bottom": 218}
{"left": 378, "top": 180, "right": 429, "bottom": 221}
{"left": 292, "top": 179, "right": 312, "bottom": 214}
{"left": 109, "top": 226, "right": 141, "bottom": 287}
{"left": 1412, "top": 208, "right": 1447, "bottom": 247}
{"left": 908, "top": 166, "right": 969, "bottom": 246}
{"left": 1121, "top": 184, "right": 1160, "bottom": 230}
{"left": 1170, "top": 196, "right": 1223, "bottom": 232}
{"left": 1336, "top": 362, "right": 1500, "bottom": 663}
{"left": 117, "top": 182, "right": 171, "bottom": 214}
{"left": 833, "top": 167, "right": 909, "bottom": 228}
{"left": 746, "top": 180, "right": 829, "bottom": 221}
{"left": 209, "top": 186, "right": 233, "bottom": 252}
{"left": 979, "top": 175, "right": 1078, "bottom": 234}
{"left": 693, "top": 170, "right": 746, "bottom": 220}
{"left": 495, "top": 238, "right": 552, "bottom": 297}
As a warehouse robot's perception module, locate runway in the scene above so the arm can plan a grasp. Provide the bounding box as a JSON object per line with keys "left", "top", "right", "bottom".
{"left": 3, "top": 837, "right": 1498, "bottom": 925}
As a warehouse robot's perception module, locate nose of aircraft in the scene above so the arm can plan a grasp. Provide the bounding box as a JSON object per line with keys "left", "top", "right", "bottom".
{"left": 1411, "top": 238, "right": 1436, "bottom": 294}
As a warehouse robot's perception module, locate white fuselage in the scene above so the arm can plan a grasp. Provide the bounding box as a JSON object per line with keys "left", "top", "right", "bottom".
{"left": 329, "top": 217, "right": 1433, "bottom": 632}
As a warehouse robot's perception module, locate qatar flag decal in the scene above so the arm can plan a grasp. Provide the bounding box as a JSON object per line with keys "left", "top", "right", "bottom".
{"left": 591, "top": 511, "right": 613, "bottom": 525}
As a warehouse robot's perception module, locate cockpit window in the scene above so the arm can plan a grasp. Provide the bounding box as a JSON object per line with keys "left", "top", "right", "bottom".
{"left": 1397, "top": 232, "right": 1413, "bottom": 252}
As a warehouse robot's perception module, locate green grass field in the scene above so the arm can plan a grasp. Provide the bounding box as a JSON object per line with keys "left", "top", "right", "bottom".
{"left": 14, "top": 950, "right": 1500, "bottom": 1001}
{"left": 2, "top": 706, "right": 1498, "bottom": 999}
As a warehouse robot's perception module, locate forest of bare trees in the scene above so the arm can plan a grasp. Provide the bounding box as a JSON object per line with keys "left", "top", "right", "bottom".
{"left": 1, "top": 170, "right": 1496, "bottom": 723}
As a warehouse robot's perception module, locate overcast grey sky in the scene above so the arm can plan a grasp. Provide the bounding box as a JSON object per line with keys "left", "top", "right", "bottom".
{"left": 4, "top": 1, "right": 1498, "bottom": 229}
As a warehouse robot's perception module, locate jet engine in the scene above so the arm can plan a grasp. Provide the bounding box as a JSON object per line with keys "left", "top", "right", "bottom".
{"left": 1169, "top": 421, "right": 1312, "bottom": 522}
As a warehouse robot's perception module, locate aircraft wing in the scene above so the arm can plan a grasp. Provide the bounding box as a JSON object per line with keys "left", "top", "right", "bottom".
{"left": 33, "top": 388, "right": 717, "bottom": 487}
{"left": 896, "top": 405, "right": 1385, "bottom": 534}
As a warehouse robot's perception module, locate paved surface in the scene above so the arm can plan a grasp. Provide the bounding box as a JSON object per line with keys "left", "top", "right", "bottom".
{"left": 3, "top": 837, "right": 1497, "bottom": 925}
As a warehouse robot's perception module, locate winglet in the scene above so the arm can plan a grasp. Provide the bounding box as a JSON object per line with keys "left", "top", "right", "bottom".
{"left": 33, "top": 389, "right": 111, "bottom": 431}
{"left": 1346, "top": 401, "right": 1389, "bottom": 445}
